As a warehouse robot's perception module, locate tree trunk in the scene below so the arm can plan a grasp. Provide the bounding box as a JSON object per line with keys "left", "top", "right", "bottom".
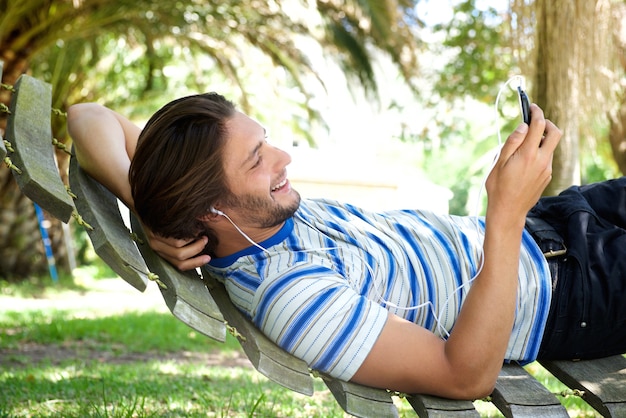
{"left": 608, "top": 3, "right": 626, "bottom": 175}
{"left": 609, "top": 101, "right": 626, "bottom": 175}
{"left": 533, "top": 0, "right": 589, "bottom": 195}
{"left": 1, "top": 54, "right": 68, "bottom": 281}
{"left": 0, "top": 168, "right": 49, "bottom": 279}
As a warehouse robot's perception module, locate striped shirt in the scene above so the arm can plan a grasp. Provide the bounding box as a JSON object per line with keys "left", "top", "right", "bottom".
{"left": 205, "top": 198, "right": 552, "bottom": 381}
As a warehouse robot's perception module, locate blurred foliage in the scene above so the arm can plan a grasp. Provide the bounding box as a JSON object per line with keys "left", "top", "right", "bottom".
{"left": 431, "top": 0, "right": 514, "bottom": 104}
{"left": 415, "top": 0, "right": 624, "bottom": 210}
{"left": 3, "top": 0, "right": 424, "bottom": 146}
{"left": 2, "top": 0, "right": 625, "bottom": 279}
{"left": 0, "top": 0, "right": 424, "bottom": 280}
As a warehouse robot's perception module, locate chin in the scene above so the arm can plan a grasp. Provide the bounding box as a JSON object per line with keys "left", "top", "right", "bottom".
{"left": 288, "top": 189, "right": 302, "bottom": 208}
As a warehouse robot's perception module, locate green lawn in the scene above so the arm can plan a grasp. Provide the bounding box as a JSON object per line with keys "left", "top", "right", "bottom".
{"left": 0, "top": 274, "right": 384, "bottom": 417}
{"left": 0, "top": 272, "right": 599, "bottom": 417}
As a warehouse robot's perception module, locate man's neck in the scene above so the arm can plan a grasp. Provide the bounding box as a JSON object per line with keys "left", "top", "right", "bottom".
{"left": 214, "top": 221, "right": 285, "bottom": 258}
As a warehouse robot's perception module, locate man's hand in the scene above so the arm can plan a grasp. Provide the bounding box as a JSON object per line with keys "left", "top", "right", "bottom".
{"left": 144, "top": 229, "right": 212, "bottom": 271}
{"left": 486, "top": 103, "right": 561, "bottom": 229}
{"left": 352, "top": 104, "right": 562, "bottom": 398}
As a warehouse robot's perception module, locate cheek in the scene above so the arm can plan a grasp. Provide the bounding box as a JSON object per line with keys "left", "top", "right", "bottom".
{"left": 233, "top": 173, "right": 270, "bottom": 197}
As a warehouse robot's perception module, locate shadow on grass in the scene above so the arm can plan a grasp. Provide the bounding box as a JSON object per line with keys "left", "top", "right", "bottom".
{"left": 1, "top": 355, "right": 346, "bottom": 417}
{"left": 0, "top": 306, "right": 354, "bottom": 417}
{"left": 0, "top": 310, "right": 236, "bottom": 354}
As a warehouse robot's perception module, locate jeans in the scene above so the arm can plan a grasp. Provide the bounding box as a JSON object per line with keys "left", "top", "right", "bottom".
{"left": 528, "top": 178, "right": 626, "bottom": 360}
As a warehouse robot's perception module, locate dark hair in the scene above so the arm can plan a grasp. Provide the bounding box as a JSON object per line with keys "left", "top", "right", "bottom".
{"left": 129, "top": 92, "right": 235, "bottom": 256}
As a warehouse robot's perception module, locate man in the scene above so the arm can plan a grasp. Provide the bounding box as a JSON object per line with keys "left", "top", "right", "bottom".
{"left": 67, "top": 92, "right": 626, "bottom": 400}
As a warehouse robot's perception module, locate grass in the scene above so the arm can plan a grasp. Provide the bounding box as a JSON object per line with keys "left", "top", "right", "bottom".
{"left": 0, "top": 268, "right": 602, "bottom": 417}
{"left": 1, "top": 359, "right": 343, "bottom": 417}
{"left": 0, "top": 270, "right": 373, "bottom": 417}
{"left": 0, "top": 309, "right": 223, "bottom": 353}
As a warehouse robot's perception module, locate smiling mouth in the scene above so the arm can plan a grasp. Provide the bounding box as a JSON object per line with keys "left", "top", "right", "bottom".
{"left": 271, "top": 178, "right": 288, "bottom": 192}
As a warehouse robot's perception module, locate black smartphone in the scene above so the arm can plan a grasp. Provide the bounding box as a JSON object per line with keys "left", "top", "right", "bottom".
{"left": 517, "top": 86, "right": 531, "bottom": 124}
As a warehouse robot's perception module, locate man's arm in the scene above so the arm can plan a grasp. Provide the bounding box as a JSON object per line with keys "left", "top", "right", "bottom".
{"left": 67, "top": 103, "right": 211, "bottom": 269}
{"left": 351, "top": 104, "right": 562, "bottom": 399}
{"left": 67, "top": 103, "right": 139, "bottom": 210}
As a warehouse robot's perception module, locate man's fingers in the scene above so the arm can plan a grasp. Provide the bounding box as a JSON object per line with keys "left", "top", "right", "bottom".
{"left": 514, "top": 104, "right": 548, "bottom": 153}
{"left": 498, "top": 123, "right": 528, "bottom": 162}
{"left": 148, "top": 234, "right": 210, "bottom": 270}
{"left": 539, "top": 120, "right": 562, "bottom": 152}
{"left": 140, "top": 221, "right": 211, "bottom": 271}
{"left": 157, "top": 252, "right": 212, "bottom": 271}
{"left": 147, "top": 231, "right": 194, "bottom": 249}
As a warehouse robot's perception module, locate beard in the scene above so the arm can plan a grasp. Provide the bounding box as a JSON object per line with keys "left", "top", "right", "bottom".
{"left": 222, "top": 190, "right": 301, "bottom": 228}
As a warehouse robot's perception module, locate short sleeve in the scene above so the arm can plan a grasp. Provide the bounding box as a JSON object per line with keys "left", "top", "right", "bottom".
{"left": 251, "top": 265, "right": 389, "bottom": 381}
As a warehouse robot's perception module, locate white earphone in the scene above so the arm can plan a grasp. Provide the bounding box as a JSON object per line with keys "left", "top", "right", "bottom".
{"left": 209, "top": 206, "right": 270, "bottom": 254}
{"left": 210, "top": 207, "right": 225, "bottom": 216}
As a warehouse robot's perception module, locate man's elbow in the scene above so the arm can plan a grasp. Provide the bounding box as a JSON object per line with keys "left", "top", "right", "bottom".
{"left": 67, "top": 103, "right": 110, "bottom": 153}
{"left": 398, "top": 367, "right": 498, "bottom": 400}
{"left": 446, "top": 373, "right": 497, "bottom": 400}
{"left": 67, "top": 103, "right": 102, "bottom": 128}
{"left": 458, "top": 380, "right": 496, "bottom": 401}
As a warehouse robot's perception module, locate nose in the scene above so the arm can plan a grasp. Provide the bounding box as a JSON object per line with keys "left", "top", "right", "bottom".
{"left": 270, "top": 145, "right": 292, "bottom": 169}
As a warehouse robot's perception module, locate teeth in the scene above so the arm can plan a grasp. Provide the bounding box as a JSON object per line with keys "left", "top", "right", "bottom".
{"left": 272, "top": 179, "right": 287, "bottom": 191}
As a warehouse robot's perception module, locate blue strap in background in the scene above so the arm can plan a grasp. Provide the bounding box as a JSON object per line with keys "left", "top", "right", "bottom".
{"left": 35, "top": 203, "right": 58, "bottom": 283}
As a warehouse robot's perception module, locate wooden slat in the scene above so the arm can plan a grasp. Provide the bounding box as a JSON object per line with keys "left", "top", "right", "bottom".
{"left": 69, "top": 156, "right": 148, "bottom": 291}
{"left": 408, "top": 393, "right": 479, "bottom": 417}
{"left": 540, "top": 355, "right": 626, "bottom": 417}
{"left": 5, "top": 75, "right": 74, "bottom": 222}
{"left": 322, "top": 376, "right": 399, "bottom": 418}
{"left": 1, "top": 61, "right": 6, "bottom": 160}
{"left": 204, "top": 274, "right": 315, "bottom": 396}
{"left": 491, "top": 364, "right": 569, "bottom": 418}
{"left": 129, "top": 215, "right": 226, "bottom": 342}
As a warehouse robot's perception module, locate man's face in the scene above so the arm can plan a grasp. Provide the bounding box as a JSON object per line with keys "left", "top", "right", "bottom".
{"left": 219, "top": 111, "right": 301, "bottom": 228}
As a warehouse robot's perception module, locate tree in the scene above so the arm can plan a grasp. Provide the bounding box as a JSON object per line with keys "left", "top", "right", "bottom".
{"left": 430, "top": 0, "right": 623, "bottom": 196}
{"left": 0, "top": 0, "right": 422, "bottom": 280}
{"left": 608, "top": 2, "right": 626, "bottom": 174}
{"left": 529, "top": 0, "right": 615, "bottom": 194}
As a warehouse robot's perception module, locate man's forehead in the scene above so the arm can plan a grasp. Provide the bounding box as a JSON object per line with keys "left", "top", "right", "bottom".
{"left": 223, "top": 112, "right": 266, "bottom": 165}
{"left": 227, "top": 111, "right": 265, "bottom": 135}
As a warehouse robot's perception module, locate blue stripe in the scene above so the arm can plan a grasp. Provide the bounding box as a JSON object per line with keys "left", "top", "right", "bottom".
{"left": 313, "top": 296, "right": 367, "bottom": 370}
{"left": 280, "top": 287, "right": 338, "bottom": 351}
{"left": 311, "top": 213, "right": 378, "bottom": 297}
{"left": 394, "top": 223, "right": 435, "bottom": 329}
{"left": 521, "top": 230, "right": 551, "bottom": 359}
{"left": 362, "top": 231, "right": 397, "bottom": 299}
{"left": 285, "top": 234, "right": 308, "bottom": 263}
{"left": 460, "top": 219, "right": 482, "bottom": 278}
{"left": 208, "top": 218, "right": 295, "bottom": 268}
{"left": 229, "top": 270, "right": 261, "bottom": 292}
{"left": 416, "top": 217, "right": 464, "bottom": 287}
{"left": 253, "top": 265, "right": 331, "bottom": 328}
{"left": 324, "top": 237, "right": 348, "bottom": 278}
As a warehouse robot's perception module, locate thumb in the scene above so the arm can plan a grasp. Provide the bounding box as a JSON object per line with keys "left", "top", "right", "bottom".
{"left": 499, "top": 123, "right": 528, "bottom": 161}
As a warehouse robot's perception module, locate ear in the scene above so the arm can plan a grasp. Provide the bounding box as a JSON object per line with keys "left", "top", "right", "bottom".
{"left": 209, "top": 207, "right": 224, "bottom": 216}
{"left": 199, "top": 208, "right": 221, "bottom": 222}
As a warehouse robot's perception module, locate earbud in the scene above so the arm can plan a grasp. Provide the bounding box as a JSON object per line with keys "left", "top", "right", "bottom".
{"left": 209, "top": 206, "right": 271, "bottom": 254}
{"left": 210, "top": 207, "right": 225, "bottom": 216}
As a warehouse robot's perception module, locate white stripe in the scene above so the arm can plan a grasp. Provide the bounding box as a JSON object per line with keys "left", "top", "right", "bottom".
{"left": 206, "top": 198, "right": 552, "bottom": 379}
